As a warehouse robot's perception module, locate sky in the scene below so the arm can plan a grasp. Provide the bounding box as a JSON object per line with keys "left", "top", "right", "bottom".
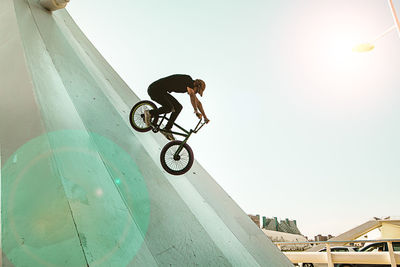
{"left": 66, "top": 0, "right": 400, "bottom": 238}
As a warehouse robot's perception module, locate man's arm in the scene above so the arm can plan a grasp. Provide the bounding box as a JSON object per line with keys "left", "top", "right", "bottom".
{"left": 195, "top": 98, "right": 209, "bottom": 123}
{"left": 187, "top": 87, "right": 199, "bottom": 113}
{"left": 187, "top": 87, "right": 209, "bottom": 123}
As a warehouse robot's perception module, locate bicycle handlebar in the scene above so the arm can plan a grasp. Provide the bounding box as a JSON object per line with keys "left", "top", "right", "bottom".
{"left": 193, "top": 118, "right": 206, "bottom": 133}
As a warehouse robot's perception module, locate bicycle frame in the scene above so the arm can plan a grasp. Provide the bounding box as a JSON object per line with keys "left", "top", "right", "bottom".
{"left": 153, "top": 113, "right": 205, "bottom": 156}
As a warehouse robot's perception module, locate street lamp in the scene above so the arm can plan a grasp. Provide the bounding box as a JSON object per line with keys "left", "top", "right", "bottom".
{"left": 353, "top": 0, "right": 400, "bottom": 52}
{"left": 388, "top": 0, "right": 400, "bottom": 37}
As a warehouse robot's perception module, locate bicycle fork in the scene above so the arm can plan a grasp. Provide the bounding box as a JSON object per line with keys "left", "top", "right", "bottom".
{"left": 173, "top": 131, "right": 193, "bottom": 159}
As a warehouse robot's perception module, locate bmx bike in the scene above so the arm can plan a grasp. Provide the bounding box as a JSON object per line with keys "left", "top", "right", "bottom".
{"left": 129, "top": 100, "right": 206, "bottom": 175}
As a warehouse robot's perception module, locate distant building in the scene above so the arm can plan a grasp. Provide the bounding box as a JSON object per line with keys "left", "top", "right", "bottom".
{"left": 260, "top": 216, "right": 308, "bottom": 251}
{"left": 248, "top": 214, "right": 261, "bottom": 228}
{"left": 262, "top": 217, "right": 302, "bottom": 235}
{"left": 314, "top": 234, "right": 334, "bottom": 241}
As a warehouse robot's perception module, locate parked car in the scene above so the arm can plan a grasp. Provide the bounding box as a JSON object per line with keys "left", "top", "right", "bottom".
{"left": 335, "top": 241, "right": 400, "bottom": 267}
{"left": 299, "top": 246, "right": 359, "bottom": 267}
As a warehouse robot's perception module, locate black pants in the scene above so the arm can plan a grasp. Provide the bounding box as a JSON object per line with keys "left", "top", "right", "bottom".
{"left": 148, "top": 85, "right": 182, "bottom": 130}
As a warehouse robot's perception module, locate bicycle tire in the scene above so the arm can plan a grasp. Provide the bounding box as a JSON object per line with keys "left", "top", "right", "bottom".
{"left": 129, "top": 100, "right": 157, "bottom": 132}
{"left": 160, "top": 141, "right": 194, "bottom": 175}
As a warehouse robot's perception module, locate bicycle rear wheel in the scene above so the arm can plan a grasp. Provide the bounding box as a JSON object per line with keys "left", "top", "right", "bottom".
{"left": 160, "top": 141, "right": 194, "bottom": 175}
{"left": 129, "top": 100, "right": 157, "bottom": 132}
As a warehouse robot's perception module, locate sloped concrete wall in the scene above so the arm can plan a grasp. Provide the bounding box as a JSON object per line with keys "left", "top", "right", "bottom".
{"left": 0, "top": 0, "right": 293, "bottom": 266}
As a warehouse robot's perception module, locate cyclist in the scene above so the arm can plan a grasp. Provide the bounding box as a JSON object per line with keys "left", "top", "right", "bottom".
{"left": 144, "top": 74, "right": 210, "bottom": 140}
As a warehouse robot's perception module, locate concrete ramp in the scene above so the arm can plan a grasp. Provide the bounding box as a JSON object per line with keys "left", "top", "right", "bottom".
{"left": 0, "top": 0, "right": 292, "bottom": 266}
{"left": 308, "top": 220, "right": 382, "bottom": 252}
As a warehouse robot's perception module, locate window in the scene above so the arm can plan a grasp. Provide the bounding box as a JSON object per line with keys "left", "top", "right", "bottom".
{"left": 392, "top": 242, "right": 400, "bottom": 252}
{"left": 363, "top": 243, "right": 385, "bottom": 252}
{"left": 331, "top": 248, "right": 349, "bottom": 252}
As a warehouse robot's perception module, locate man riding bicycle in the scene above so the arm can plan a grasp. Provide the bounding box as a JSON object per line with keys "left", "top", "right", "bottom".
{"left": 144, "top": 74, "right": 210, "bottom": 140}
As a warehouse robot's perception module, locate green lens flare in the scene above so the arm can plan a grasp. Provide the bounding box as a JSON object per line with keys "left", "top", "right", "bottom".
{"left": 1, "top": 130, "right": 150, "bottom": 267}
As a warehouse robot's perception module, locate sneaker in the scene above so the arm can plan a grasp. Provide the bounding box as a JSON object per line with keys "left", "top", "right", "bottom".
{"left": 144, "top": 110, "right": 152, "bottom": 127}
{"left": 161, "top": 129, "right": 175, "bottom": 141}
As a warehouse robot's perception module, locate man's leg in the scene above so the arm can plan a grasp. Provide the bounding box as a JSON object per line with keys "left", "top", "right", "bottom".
{"left": 147, "top": 86, "right": 173, "bottom": 126}
{"left": 164, "top": 94, "right": 182, "bottom": 130}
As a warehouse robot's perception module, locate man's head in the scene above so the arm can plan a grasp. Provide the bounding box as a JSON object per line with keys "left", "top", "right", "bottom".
{"left": 194, "top": 79, "right": 206, "bottom": 97}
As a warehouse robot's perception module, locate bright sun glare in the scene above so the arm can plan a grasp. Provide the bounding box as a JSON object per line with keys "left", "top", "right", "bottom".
{"left": 295, "top": 28, "right": 384, "bottom": 115}
{"left": 327, "top": 35, "right": 368, "bottom": 72}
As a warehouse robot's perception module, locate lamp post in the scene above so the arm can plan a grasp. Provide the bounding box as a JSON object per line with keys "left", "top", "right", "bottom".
{"left": 353, "top": 0, "right": 400, "bottom": 52}
{"left": 388, "top": 0, "right": 400, "bottom": 37}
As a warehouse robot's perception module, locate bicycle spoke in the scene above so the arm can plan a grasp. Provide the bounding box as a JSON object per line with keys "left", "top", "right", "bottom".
{"left": 164, "top": 144, "right": 190, "bottom": 171}
{"left": 131, "top": 103, "right": 154, "bottom": 130}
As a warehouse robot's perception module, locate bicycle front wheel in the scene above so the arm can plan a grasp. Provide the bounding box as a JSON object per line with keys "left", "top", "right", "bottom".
{"left": 129, "top": 100, "right": 157, "bottom": 132}
{"left": 160, "top": 141, "right": 194, "bottom": 175}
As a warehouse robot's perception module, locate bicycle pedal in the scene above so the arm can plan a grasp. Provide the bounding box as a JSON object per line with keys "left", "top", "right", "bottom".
{"left": 151, "top": 126, "right": 159, "bottom": 133}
